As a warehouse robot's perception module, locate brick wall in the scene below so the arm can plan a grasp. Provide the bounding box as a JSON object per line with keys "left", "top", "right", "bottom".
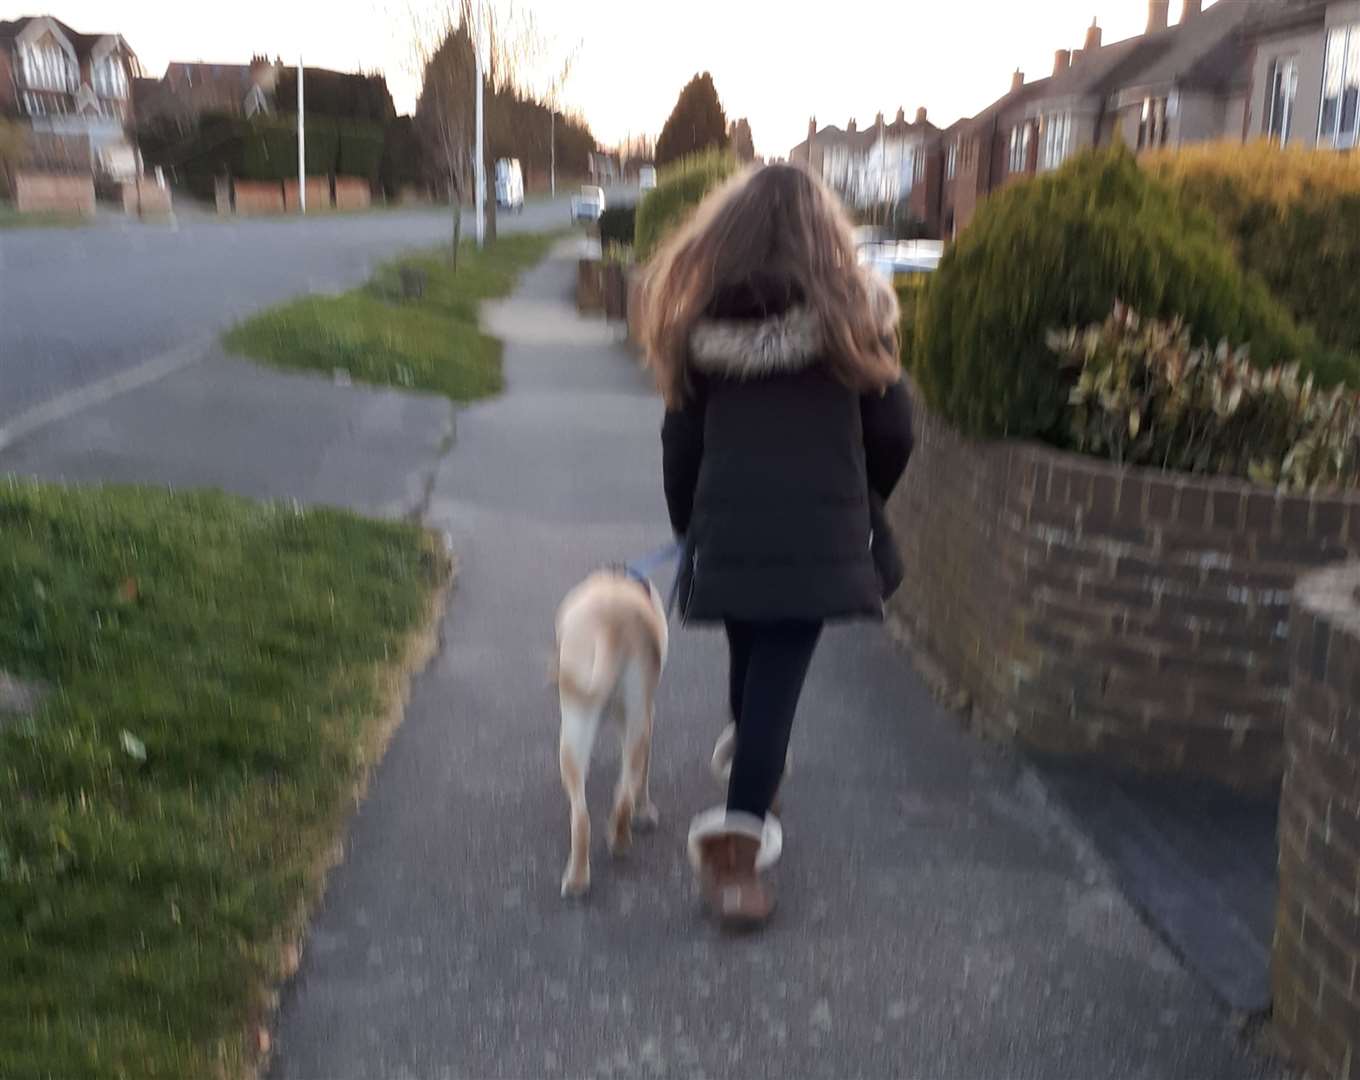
{"left": 333, "top": 176, "right": 370, "bottom": 211}
{"left": 283, "top": 177, "right": 332, "bottom": 212}
{"left": 120, "top": 180, "right": 173, "bottom": 217}
{"left": 233, "top": 180, "right": 285, "bottom": 215}
{"left": 14, "top": 172, "right": 96, "bottom": 216}
{"left": 1273, "top": 563, "right": 1360, "bottom": 1080}
{"left": 887, "top": 392, "right": 1360, "bottom": 790}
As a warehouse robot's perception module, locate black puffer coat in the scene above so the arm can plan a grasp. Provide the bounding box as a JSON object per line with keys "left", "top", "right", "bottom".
{"left": 662, "top": 273, "right": 914, "bottom": 624}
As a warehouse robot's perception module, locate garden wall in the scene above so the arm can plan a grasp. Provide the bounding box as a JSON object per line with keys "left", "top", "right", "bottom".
{"left": 1273, "top": 563, "right": 1360, "bottom": 1080}
{"left": 15, "top": 172, "right": 95, "bottom": 216}
{"left": 886, "top": 392, "right": 1360, "bottom": 790}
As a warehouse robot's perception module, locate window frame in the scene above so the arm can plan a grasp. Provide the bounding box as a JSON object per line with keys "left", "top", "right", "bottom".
{"left": 1266, "top": 55, "right": 1300, "bottom": 146}
{"left": 1008, "top": 123, "right": 1032, "bottom": 174}
{"left": 1318, "top": 22, "right": 1360, "bottom": 149}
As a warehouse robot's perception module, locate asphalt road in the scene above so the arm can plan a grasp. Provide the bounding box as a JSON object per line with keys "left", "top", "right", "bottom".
{"left": 0, "top": 196, "right": 574, "bottom": 427}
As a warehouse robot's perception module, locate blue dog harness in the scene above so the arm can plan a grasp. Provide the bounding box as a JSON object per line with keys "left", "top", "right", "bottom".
{"left": 623, "top": 541, "right": 685, "bottom": 618}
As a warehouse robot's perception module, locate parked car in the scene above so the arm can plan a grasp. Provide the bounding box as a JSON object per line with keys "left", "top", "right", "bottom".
{"left": 638, "top": 165, "right": 657, "bottom": 192}
{"left": 495, "top": 158, "right": 524, "bottom": 212}
{"left": 858, "top": 239, "right": 943, "bottom": 280}
{"left": 571, "top": 185, "right": 606, "bottom": 223}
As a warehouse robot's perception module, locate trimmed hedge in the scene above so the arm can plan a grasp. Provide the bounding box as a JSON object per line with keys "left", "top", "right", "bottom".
{"left": 598, "top": 204, "right": 636, "bottom": 250}
{"left": 634, "top": 150, "right": 737, "bottom": 261}
{"left": 916, "top": 149, "right": 1333, "bottom": 440}
{"left": 177, "top": 116, "right": 384, "bottom": 185}
{"left": 1145, "top": 142, "right": 1360, "bottom": 358}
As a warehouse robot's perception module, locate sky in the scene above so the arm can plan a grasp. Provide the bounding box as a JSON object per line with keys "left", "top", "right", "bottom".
{"left": 4, "top": 0, "right": 1220, "bottom": 157}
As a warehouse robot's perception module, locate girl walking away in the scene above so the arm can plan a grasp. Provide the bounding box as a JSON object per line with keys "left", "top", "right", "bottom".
{"left": 638, "top": 163, "right": 915, "bottom": 930}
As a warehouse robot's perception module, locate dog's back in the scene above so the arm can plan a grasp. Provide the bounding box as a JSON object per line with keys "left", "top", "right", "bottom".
{"left": 556, "top": 572, "right": 668, "bottom": 707}
{"left": 555, "top": 571, "right": 668, "bottom": 897}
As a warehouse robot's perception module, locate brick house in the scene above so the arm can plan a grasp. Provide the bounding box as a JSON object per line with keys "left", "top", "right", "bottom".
{"left": 133, "top": 57, "right": 281, "bottom": 136}
{"left": 939, "top": 69, "right": 1053, "bottom": 237}
{"left": 0, "top": 15, "right": 139, "bottom": 179}
{"left": 789, "top": 107, "right": 941, "bottom": 232}
{"left": 1243, "top": 0, "right": 1360, "bottom": 150}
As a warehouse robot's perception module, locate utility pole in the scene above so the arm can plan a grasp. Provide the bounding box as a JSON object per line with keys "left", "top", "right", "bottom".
{"left": 473, "top": 16, "right": 485, "bottom": 249}
{"left": 550, "top": 109, "right": 555, "bottom": 199}
{"left": 296, "top": 56, "right": 305, "bottom": 213}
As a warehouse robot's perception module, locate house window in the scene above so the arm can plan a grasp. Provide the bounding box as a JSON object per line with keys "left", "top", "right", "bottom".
{"left": 1265, "top": 57, "right": 1299, "bottom": 145}
{"left": 1008, "top": 123, "right": 1032, "bottom": 173}
{"left": 1319, "top": 23, "right": 1360, "bottom": 149}
{"left": 1137, "top": 97, "right": 1169, "bottom": 149}
{"left": 93, "top": 55, "right": 128, "bottom": 99}
{"left": 1039, "top": 112, "right": 1072, "bottom": 171}
{"left": 945, "top": 141, "right": 958, "bottom": 180}
{"left": 21, "top": 44, "right": 74, "bottom": 93}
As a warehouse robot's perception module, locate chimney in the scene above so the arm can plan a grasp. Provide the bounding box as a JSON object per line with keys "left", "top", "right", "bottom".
{"left": 1054, "top": 48, "right": 1072, "bottom": 75}
{"left": 915, "top": 106, "right": 928, "bottom": 124}
{"left": 896, "top": 106, "right": 906, "bottom": 124}
{"left": 1011, "top": 69, "right": 1025, "bottom": 93}
{"left": 1181, "top": 0, "right": 1202, "bottom": 21}
{"left": 808, "top": 117, "right": 817, "bottom": 140}
{"left": 875, "top": 111, "right": 885, "bottom": 127}
{"left": 1084, "top": 18, "right": 1102, "bottom": 52}
{"left": 847, "top": 118, "right": 857, "bottom": 135}
{"left": 1147, "top": 0, "right": 1169, "bottom": 32}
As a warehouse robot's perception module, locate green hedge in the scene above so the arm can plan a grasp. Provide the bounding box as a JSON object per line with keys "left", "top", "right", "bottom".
{"left": 337, "top": 124, "right": 385, "bottom": 181}
{"left": 598, "top": 204, "right": 636, "bottom": 250}
{"left": 1146, "top": 142, "right": 1360, "bottom": 358}
{"left": 916, "top": 149, "right": 1336, "bottom": 440}
{"left": 174, "top": 116, "right": 384, "bottom": 184}
{"left": 634, "top": 150, "right": 737, "bottom": 260}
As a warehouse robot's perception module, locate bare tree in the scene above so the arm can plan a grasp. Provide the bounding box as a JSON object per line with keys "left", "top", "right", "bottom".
{"left": 412, "top": 0, "right": 573, "bottom": 259}
{"left": 413, "top": 1, "right": 478, "bottom": 265}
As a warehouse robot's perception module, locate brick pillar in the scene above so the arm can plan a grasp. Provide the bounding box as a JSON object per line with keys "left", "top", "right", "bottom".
{"left": 1274, "top": 562, "right": 1360, "bottom": 1080}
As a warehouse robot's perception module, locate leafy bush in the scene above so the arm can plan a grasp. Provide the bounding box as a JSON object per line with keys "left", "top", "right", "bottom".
{"left": 634, "top": 149, "right": 737, "bottom": 261}
{"left": 336, "top": 122, "right": 386, "bottom": 180}
{"left": 1050, "top": 303, "right": 1360, "bottom": 491}
{"left": 598, "top": 204, "right": 636, "bottom": 250}
{"left": 915, "top": 148, "right": 1329, "bottom": 440}
{"left": 895, "top": 276, "right": 928, "bottom": 368}
{"left": 1145, "top": 141, "right": 1360, "bottom": 358}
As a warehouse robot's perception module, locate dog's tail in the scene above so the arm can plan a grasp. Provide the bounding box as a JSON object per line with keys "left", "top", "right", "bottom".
{"left": 555, "top": 627, "right": 622, "bottom": 707}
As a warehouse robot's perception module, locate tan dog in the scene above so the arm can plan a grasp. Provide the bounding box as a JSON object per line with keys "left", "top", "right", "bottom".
{"left": 555, "top": 570, "right": 669, "bottom": 898}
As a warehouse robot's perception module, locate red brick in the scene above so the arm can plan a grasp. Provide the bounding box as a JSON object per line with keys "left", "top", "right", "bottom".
{"left": 1145, "top": 477, "right": 1177, "bottom": 522}
{"left": 1244, "top": 490, "right": 1280, "bottom": 535}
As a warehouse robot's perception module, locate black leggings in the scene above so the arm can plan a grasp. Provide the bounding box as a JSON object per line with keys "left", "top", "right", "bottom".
{"left": 725, "top": 619, "right": 823, "bottom": 818}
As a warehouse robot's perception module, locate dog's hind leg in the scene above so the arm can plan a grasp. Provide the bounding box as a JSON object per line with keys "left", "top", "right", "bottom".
{"left": 559, "top": 697, "right": 599, "bottom": 897}
{"left": 611, "top": 663, "right": 658, "bottom": 852}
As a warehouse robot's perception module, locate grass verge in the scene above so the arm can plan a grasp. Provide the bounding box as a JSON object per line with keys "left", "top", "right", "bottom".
{"left": 0, "top": 479, "right": 450, "bottom": 1079}
{"left": 223, "top": 231, "right": 558, "bottom": 402}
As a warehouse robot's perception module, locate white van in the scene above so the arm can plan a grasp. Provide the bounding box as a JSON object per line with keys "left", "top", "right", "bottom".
{"left": 495, "top": 158, "right": 524, "bottom": 212}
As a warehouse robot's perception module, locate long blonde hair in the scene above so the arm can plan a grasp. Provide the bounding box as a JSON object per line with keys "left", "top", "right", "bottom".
{"left": 638, "top": 163, "right": 901, "bottom": 407}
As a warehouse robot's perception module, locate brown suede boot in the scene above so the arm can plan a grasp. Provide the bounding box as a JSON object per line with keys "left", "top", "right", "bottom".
{"left": 696, "top": 832, "right": 774, "bottom": 931}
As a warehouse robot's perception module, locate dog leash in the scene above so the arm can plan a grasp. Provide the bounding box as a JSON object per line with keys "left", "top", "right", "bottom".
{"left": 624, "top": 541, "right": 686, "bottom": 619}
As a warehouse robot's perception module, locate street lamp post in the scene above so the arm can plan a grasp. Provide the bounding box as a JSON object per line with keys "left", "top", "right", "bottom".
{"left": 296, "top": 56, "right": 305, "bottom": 214}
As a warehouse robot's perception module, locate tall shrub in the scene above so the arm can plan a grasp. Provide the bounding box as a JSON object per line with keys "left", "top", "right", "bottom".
{"left": 634, "top": 150, "right": 737, "bottom": 261}
{"left": 916, "top": 148, "right": 1322, "bottom": 440}
{"left": 655, "top": 73, "right": 729, "bottom": 168}
{"left": 1146, "top": 142, "right": 1360, "bottom": 358}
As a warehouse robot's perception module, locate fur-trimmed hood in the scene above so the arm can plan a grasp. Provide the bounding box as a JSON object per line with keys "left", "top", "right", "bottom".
{"left": 688, "top": 272, "right": 900, "bottom": 380}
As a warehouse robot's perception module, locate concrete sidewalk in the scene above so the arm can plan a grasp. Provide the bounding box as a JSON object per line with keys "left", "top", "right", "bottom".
{"left": 266, "top": 244, "right": 1280, "bottom": 1080}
